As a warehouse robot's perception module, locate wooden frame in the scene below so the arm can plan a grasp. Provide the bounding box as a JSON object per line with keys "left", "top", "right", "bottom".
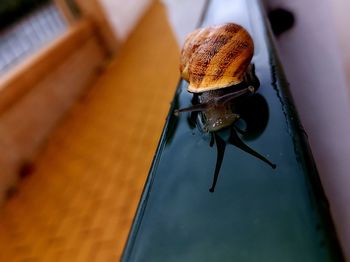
{"left": 54, "top": 0, "right": 77, "bottom": 24}
{"left": 0, "top": 19, "right": 102, "bottom": 114}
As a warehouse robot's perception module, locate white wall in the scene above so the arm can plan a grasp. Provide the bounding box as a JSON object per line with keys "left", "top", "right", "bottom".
{"left": 99, "top": 0, "right": 152, "bottom": 42}
{"left": 160, "top": 0, "right": 207, "bottom": 45}
{"left": 331, "top": 0, "right": 350, "bottom": 91}
{"left": 266, "top": 0, "right": 350, "bottom": 259}
{"left": 98, "top": 0, "right": 207, "bottom": 46}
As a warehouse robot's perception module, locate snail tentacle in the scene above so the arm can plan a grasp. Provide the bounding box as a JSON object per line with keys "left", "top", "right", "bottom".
{"left": 175, "top": 85, "right": 255, "bottom": 116}
{"left": 214, "top": 86, "right": 255, "bottom": 105}
{"left": 174, "top": 103, "right": 209, "bottom": 115}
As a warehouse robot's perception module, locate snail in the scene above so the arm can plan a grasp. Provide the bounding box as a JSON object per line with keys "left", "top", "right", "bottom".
{"left": 175, "top": 23, "right": 259, "bottom": 132}
{"left": 175, "top": 23, "right": 276, "bottom": 192}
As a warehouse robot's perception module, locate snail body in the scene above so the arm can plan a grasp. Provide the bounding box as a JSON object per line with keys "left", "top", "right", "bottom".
{"left": 176, "top": 23, "right": 260, "bottom": 132}
{"left": 175, "top": 23, "right": 276, "bottom": 191}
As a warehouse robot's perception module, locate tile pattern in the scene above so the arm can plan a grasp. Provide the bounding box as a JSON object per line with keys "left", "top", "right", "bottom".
{"left": 0, "top": 2, "right": 179, "bottom": 261}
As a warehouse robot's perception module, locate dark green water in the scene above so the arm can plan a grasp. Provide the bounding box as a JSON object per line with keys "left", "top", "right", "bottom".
{"left": 122, "top": 0, "right": 343, "bottom": 261}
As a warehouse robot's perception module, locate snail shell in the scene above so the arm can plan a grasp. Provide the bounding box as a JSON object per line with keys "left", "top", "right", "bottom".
{"left": 180, "top": 23, "right": 254, "bottom": 93}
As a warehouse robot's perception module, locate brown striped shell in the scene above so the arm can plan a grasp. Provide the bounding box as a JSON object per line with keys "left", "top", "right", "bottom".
{"left": 180, "top": 23, "right": 254, "bottom": 93}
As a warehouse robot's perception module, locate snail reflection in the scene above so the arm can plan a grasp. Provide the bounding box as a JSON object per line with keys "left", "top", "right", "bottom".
{"left": 175, "top": 23, "right": 276, "bottom": 192}
{"left": 190, "top": 94, "right": 275, "bottom": 192}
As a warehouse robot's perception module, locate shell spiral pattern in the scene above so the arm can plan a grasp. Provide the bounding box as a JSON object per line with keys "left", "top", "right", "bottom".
{"left": 180, "top": 23, "right": 254, "bottom": 93}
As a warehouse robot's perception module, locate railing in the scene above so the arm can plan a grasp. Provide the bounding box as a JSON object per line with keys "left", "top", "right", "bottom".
{"left": 121, "top": 0, "right": 344, "bottom": 261}
{"left": 0, "top": 2, "right": 67, "bottom": 74}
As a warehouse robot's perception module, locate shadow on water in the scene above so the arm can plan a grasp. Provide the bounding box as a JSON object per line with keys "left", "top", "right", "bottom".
{"left": 188, "top": 93, "right": 276, "bottom": 192}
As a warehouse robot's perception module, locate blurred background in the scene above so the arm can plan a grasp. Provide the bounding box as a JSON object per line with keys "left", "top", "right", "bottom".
{"left": 0, "top": 0, "right": 349, "bottom": 261}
